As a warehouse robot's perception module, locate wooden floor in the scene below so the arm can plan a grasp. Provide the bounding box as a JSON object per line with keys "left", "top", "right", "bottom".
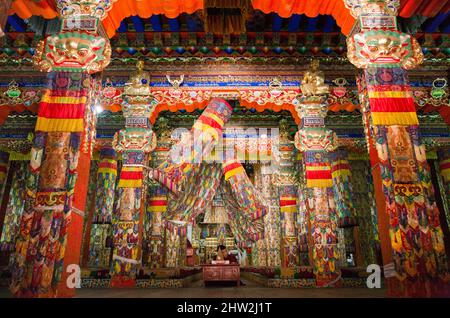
{"left": 0, "top": 278, "right": 386, "bottom": 298}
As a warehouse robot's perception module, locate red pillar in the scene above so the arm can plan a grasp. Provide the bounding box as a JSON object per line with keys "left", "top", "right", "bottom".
{"left": 56, "top": 150, "right": 92, "bottom": 297}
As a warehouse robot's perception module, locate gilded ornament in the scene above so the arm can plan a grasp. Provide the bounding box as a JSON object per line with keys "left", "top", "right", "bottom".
{"left": 33, "top": 31, "right": 111, "bottom": 73}
{"left": 124, "top": 60, "right": 151, "bottom": 96}
{"left": 344, "top": 0, "right": 399, "bottom": 18}
{"left": 347, "top": 30, "right": 423, "bottom": 69}
{"left": 58, "top": 0, "right": 117, "bottom": 20}
{"left": 300, "top": 60, "right": 329, "bottom": 96}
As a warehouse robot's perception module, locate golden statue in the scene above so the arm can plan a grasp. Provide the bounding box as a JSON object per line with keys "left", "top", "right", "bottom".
{"left": 300, "top": 60, "right": 329, "bottom": 96}
{"left": 124, "top": 60, "right": 151, "bottom": 96}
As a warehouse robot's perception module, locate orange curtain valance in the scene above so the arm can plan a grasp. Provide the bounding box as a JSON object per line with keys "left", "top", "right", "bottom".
{"left": 251, "top": 0, "right": 356, "bottom": 35}
{"left": 102, "top": 0, "right": 204, "bottom": 38}
{"left": 9, "top": 0, "right": 58, "bottom": 20}
{"left": 8, "top": 0, "right": 450, "bottom": 38}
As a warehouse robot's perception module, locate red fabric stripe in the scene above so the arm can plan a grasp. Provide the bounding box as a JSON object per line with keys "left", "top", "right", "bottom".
{"left": 150, "top": 200, "right": 167, "bottom": 206}
{"left": 280, "top": 200, "right": 297, "bottom": 206}
{"left": 38, "top": 102, "right": 86, "bottom": 119}
{"left": 223, "top": 162, "right": 241, "bottom": 173}
{"left": 306, "top": 170, "right": 332, "bottom": 179}
{"left": 0, "top": 166, "right": 7, "bottom": 173}
{"left": 120, "top": 171, "right": 143, "bottom": 180}
{"left": 440, "top": 162, "right": 450, "bottom": 170}
{"left": 369, "top": 97, "right": 416, "bottom": 112}
{"left": 198, "top": 115, "right": 222, "bottom": 130}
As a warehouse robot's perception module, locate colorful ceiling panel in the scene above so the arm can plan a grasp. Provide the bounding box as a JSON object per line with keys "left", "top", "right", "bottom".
{"left": 8, "top": 0, "right": 450, "bottom": 38}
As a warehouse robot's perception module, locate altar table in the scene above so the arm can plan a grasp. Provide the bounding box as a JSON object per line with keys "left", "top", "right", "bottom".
{"left": 202, "top": 264, "right": 240, "bottom": 286}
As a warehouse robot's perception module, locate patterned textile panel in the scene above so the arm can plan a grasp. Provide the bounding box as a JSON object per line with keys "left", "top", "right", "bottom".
{"left": 330, "top": 149, "right": 357, "bottom": 228}
{"left": 94, "top": 148, "right": 117, "bottom": 223}
{"left": 152, "top": 98, "right": 232, "bottom": 191}
{"left": 0, "top": 161, "right": 28, "bottom": 252}
{"left": 374, "top": 124, "right": 449, "bottom": 291}
{"left": 349, "top": 160, "right": 378, "bottom": 266}
{"left": 11, "top": 131, "right": 82, "bottom": 296}
{"left": 88, "top": 224, "right": 112, "bottom": 268}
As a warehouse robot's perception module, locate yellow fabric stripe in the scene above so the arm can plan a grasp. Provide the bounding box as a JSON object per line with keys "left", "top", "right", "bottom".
{"left": 224, "top": 166, "right": 245, "bottom": 180}
{"left": 368, "top": 91, "right": 412, "bottom": 98}
{"left": 150, "top": 196, "right": 167, "bottom": 201}
{"left": 41, "top": 95, "right": 88, "bottom": 104}
{"left": 280, "top": 206, "right": 297, "bottom": 213}
{"left": 121, "top": 166, "right": 143, "bottom": 172}
{"left": 306, "top": 179, "right": 333, "bottom": 189}
{"left": 207, "top": 113, "right": 224, "bottom": 127}
{"left": 332, "top": 170, "right": 351, "bottom": 178}
{"left": 149, "top": 206, "right": 167, "bottom": 212}
{"left": 371, "top": 112, "right": 419, "bottom": 126}
{"left": 280, "top": 197, "right": 297, "bottom": 201}
{"left": 118, "top": 179, "right": 142, "bottom": 188}
{"left": 35, "top": 118, "right": 84, "bottom": 132}
{"left": 305, "top": 166, "right": 330, "bottom": 171}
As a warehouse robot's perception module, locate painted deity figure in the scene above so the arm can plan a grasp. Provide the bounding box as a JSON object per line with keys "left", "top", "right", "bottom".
{"left": 300, "top": 60, "right": 330, "bottom": 96}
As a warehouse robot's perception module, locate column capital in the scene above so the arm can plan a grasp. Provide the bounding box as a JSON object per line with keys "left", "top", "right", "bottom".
{"left": 32, "top": 1, "right": 113, "bottom": 73}
{"left": 58, "top": 0, "right": 117, "bottom": 21}
{"left": 345, "top": 0, "right": 424, "bottom": 70}
{"left": 294, "top": 60, "right": 338, "bottom": 153}
{"left": 112, "top": 61, "right": 157, "bottom": 154}
{"left": 344, "top": 0, "right": 400, "bottom": 19}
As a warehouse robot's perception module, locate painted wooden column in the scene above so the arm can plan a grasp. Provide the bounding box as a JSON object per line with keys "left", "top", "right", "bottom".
{"left": 330, "top": 148, "right": 358, "bottom": 266}
{"left": 277, "top": 120, "right": 298, "bottom": 268}
{"left": 296, "top": 153, "right": 311, "bottom": 266}
{"left": 345, "top": 0, "right": 449, "bottom": 297}
{"left": 110, "top": 61, "right": 157, "bottom": 287}
{"left": 145, "top": 119, "right": 172, "bottom": 269}
{"left": 82, "top": 147, "right": 117, "bottom": 268}
{"left": 294, "top": 60, "right": 339, "bottom": 287}
{"left": 9, "top": 1, "right": 111, "bottom": 297}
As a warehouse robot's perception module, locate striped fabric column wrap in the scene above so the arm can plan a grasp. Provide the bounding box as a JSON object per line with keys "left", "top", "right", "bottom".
{"left": 365, "top": 68, "right": 419, "bottom": 126}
